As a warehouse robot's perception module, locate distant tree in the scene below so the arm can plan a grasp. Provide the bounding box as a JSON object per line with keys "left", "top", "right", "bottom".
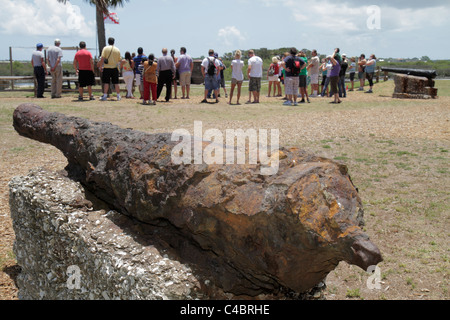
{"left": 222, "top": 52, "right": 234, "bottom": 61}
{"left": 421, "top": 56, "right": 431, "bottom": 62}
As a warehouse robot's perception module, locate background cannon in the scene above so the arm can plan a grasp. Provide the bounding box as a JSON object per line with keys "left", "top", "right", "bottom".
{"left": 380, "top": 67, "right": 437, "bottom": 79}
{"left": 381, "top": 67, "right": 438, "bottom": 99}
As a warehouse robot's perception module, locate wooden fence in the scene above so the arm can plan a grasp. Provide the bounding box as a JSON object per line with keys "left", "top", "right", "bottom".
{"left": 0, "top": 75, "right": 126, "bottom": 96}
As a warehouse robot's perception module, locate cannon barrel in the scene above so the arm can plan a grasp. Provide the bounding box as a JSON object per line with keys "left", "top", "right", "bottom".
{"left": 12, "top": 103, "right": 382, "bottom": 296}
{"left": 381, "top": 67, "right": 437, "bottom": 79}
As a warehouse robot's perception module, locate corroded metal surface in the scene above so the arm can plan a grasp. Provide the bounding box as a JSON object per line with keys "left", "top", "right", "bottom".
{"left": 13, "top": 103, "right": 382, "bottom": 296}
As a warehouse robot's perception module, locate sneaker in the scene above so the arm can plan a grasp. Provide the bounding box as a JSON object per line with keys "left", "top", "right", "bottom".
{"left": 299, "top": 99, "right": 305, "bottom": 103}
{"left": 201, "top": 99, "right": 208, "bottom": 103}
{"left": 283, "top": 100, "right": 292, "bottom": 106}
{"left": 78, "top": 96, "right": 83, "bottom": 101}
{"left": 365, "top": 89, "right": 373, "bottom": 93}
{"left": 90, "top": 96, "right": 95, "bottom": 100}
{"left": 117, "top": 95, "right": 121, "bottom": 101}
{"left": 99, "top": 95, "right": 107, "bottom": 101}
{"left": 293, "top": 101, "right": 298, "bottom": 106}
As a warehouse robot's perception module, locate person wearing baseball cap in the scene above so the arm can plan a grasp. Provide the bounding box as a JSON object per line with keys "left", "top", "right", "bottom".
{"left": 31, "top": 43, "right": 47, "bottom": 98}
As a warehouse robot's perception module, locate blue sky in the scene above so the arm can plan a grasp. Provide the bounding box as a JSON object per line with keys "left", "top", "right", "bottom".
{"left": 1, "top": 0, "right": 449, "bottom": 61}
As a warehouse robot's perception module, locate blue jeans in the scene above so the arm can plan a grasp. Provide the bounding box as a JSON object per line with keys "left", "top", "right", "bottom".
{"left": 207, "top": 75, "right": 221, "bottom": 98}
{"left": 205, "top": 75, "right": 219, "bottom": 91}
{"left": 321, "top": 76, "right": 330, "bottom": 97}
{"left": 338, "top": 75, "right": 346, "bottom": 97}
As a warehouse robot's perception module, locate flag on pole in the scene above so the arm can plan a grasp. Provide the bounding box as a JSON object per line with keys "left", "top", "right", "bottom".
{"left": 104, "top": 12, "right": 120, "bottom": 24}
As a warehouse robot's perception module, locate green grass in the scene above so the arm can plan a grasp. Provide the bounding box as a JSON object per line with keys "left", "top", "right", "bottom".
{"left": 346, "top": 288, "right": 361, "bottom": 298}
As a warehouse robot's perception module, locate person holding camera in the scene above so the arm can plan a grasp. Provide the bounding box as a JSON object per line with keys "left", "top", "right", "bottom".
{"left": 98, "top": 37, "right": 122, "bottom": 101}
{"left": 364, "top": 54, "right": 377, "bottom": 93}
{"left": 358, "top": 54, "right": 367, "bottom": 91}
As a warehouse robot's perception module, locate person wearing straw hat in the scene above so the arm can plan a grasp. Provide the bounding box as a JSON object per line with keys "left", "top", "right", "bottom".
{"left": 267, "top": 56, "right": 280, "bottom": 97}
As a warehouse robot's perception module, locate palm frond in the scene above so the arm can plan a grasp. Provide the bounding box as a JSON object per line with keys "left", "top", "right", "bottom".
{"left": 57, "top": 0, "right": 129, "bottom": 13}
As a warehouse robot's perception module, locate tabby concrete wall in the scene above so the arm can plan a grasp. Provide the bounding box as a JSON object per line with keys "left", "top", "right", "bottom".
{"left": 9, "top": 168, "right": 208, "bottom": 300}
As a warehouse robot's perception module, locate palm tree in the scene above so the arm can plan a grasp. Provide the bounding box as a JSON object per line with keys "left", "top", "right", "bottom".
{"left": 58, "top": 0, "right": 128, "bottom": 56}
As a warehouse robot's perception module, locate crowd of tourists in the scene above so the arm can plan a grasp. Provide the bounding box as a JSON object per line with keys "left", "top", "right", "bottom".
{"left": 31, "top": 38, "right": 377, "bottom": 106}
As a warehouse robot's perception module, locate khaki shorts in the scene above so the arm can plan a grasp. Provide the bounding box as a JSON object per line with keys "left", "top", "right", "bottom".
{"left": 249, "top": 77, "right": 261, "bottom": 92}
{"left": 231, "top": 78, "right": 243, "bottom": 85}
{"left": 179, "top": 71, "right": 191, "bottom": 87}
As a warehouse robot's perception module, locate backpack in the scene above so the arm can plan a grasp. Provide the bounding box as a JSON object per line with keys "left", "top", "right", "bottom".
{"left": 291, "top": 57, "right": 301, "bottom": 76}
{"left": 268, "top": 64, "right": 275, "bottom": 76}
{"left": 207, "top": 57, "right": 217, "bottom": 76}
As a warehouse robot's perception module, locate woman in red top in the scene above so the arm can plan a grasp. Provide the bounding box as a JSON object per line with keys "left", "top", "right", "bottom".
{"left": 267, "top": 56, "right": 280, "bottom": 97}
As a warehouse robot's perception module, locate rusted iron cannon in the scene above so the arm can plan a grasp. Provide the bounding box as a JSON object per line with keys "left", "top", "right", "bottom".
{"left": 13, "top": 103, "right": 382, "bottom": 296}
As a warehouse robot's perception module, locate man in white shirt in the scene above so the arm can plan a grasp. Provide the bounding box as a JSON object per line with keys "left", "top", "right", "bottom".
{"left": 307, "top": 49, "right": 320, "bottom": 97}
{"left": 247, "top": 49, "right": 263, "bottom": 103}
{"left": 201, "top": 49, "right": 221, "bottom": 103}
{"left": 47, "top": 39, "right": 63, "bottom": 98}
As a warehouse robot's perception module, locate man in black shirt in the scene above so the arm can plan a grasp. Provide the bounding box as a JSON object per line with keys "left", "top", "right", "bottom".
{"left": 338, "top": 54, "right": 348, "bottom": 98}
{"left": 282, "top": 47, "right": 305, "bottom": 106}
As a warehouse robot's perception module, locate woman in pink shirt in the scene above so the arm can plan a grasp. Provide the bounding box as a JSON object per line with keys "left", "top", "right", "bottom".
{"left": 120, "top": 52, "right": 135, "bottom": 98}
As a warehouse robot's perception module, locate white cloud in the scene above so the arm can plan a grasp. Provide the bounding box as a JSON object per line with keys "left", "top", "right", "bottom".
{"left": 0, "top": 0, "right": 95, "bottom": 37}
{"left": 255, "top": 0, "right": 450, "bottom": 34}
{"left": 218, "top": 26, "right": 246, "bottom": 47}
{"left": 287, "top": 1, "right": 364, "bottom": 32}
{"left": 380, "top": 6, "right": 450, "bottom": 33}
